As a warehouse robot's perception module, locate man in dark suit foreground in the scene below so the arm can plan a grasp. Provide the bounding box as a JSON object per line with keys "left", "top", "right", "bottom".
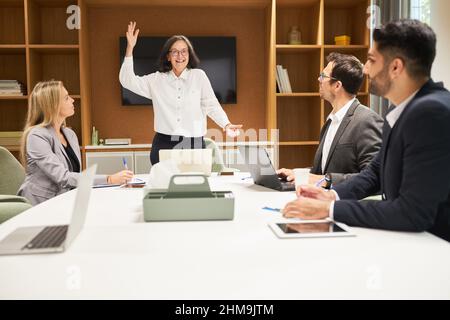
{"left": 278, "top": 53, "right": 383, "bottom": 188}
{"left": 282, "top": 19, "right": 450, "bottom": 242}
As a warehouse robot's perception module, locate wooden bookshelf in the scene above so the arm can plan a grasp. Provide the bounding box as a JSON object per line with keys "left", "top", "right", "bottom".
{"left": 0, "top": 0, "right": 82, "bottom": 157}
{"left": 272, "top": 0, "right": 370, "bottom": 168}
{"left": 1, "top": 0, "right": 370, "bottom": 168}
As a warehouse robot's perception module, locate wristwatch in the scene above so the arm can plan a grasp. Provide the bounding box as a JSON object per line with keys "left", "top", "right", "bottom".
{"left": 324, "top": 173, "right": 332, "bottom": 189}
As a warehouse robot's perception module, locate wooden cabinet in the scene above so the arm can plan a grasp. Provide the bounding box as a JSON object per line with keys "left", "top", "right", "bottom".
{"left": 273, "top": 0, "right": 370, "bottom": 168}
{"left": 0, "top": 0, "right": 82, "bottom": 160}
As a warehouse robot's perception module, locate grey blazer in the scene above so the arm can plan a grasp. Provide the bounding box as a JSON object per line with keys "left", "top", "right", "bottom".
{"left": 17, "top": 126, "right": 107, "bottom": 206}
{"left": 311, "top": 99, "right": 383, "bottom": 185}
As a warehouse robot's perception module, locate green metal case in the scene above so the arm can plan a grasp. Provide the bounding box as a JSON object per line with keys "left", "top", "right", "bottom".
{"left": 143, "top": 175, "right": 234, "bottom": 221}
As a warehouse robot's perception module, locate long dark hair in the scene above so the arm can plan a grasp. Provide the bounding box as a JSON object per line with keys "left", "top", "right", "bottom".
{"left": 157, "top": 35, "right": 200, "bottom": 72}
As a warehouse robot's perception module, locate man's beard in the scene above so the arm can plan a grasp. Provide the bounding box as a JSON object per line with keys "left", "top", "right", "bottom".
{"left": 369, "top": 66, "right": 392, "bottom": 98}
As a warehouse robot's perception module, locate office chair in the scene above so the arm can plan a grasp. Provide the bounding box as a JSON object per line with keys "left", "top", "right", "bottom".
{"left": 204, "top": 138, "right": 239, "bottom": 173}
{"left": 0, "top": 147, "right": 32, "bottom": 223}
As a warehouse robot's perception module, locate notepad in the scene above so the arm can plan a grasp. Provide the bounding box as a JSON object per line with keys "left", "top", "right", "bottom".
{"left": 127, "top": 177, "right": 146, "bottom": 185}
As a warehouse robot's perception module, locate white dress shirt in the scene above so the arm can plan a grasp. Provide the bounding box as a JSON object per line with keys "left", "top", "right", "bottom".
{"left": 385, "top": 90, "right": 419, "bottom": 128}
{"left": 329, "top": 91, "right": 419, "bottom": 219}
{"left": 321, "top": 98, "right": 355, "bottom": 173}
{"left": 119, "top": 56, "right": 230, "bottom": 137}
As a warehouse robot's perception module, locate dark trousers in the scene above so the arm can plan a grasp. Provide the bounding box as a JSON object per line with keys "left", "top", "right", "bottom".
{"left": 150, "top": 132, "right": 206, "bottom": 165}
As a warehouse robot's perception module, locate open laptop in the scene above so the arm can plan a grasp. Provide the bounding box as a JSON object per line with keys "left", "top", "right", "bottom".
{"left": 159, "top": 149, "right": 213, "bottom": 176}
{"left": 238, "top": 146, "right": 295, "bottom": 192}
{"left": 0, "top": 165, "right": 97, "bottom": 256}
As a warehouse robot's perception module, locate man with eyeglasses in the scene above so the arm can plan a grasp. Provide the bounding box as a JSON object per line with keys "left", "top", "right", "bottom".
{"left": 282, "top": 20, "right": 450, "bottom": 242}
{"left": 278, "top": 52, "right": 383, "bottom": 188}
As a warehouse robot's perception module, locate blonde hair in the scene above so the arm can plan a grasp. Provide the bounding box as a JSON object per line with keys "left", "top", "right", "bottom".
{"left": 20, "top": 80, "right": 64, "bottom": 166}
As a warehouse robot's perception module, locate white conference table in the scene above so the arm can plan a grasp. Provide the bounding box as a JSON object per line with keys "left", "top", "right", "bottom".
{"left": 1, "top": 173, "right": 449, "bottom": 299}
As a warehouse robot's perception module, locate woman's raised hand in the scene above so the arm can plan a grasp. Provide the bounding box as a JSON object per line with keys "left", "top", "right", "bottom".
{"left": 126, "top": 21, "right": 139, "bottom": 50}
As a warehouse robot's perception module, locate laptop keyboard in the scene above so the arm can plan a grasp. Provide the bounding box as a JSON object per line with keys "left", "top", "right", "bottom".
{"left": 22, "top": 225, "right": 68, "bottom": 250}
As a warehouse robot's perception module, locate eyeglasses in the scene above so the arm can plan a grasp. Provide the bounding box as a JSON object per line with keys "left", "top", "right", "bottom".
{"left": 169, "top": 48, "right": 189, "bottom": 57}
{"left": 319, "top": 72, "right": 339, "bottom": 82}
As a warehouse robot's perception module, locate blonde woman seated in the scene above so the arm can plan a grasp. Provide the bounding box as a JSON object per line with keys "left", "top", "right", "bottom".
{"left": 18, "top": 80, "right": 133, "bottom": 205}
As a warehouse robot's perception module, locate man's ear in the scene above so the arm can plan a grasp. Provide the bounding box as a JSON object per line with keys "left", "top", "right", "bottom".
{"left": 390, "top": 58, "right": 405, "bottom": 78}
{"left": 334, "top": 80, "right": 342, "bottom": 91}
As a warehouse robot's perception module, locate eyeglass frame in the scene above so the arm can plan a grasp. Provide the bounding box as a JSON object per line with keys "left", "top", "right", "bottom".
{"left": 168, "top": 48, "right": 189, "bottom": 57}
{"left": 318, "top": 72, "right": 339, "bottom": 82}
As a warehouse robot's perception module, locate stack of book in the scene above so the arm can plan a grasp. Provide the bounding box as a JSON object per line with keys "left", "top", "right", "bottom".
{"left": 0, "top": 80, "right": 26, "bottom": 96}
{"left": 276, "top": 65, "right": 293, "bottom": 93}
{"left": 0, "top": 131, "right": 22, "bottom": 150}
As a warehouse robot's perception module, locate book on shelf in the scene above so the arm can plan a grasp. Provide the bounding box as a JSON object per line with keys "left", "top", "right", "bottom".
{"left": 0, "top": 80, "right": 26, "bottom": 96}
{"left": 275, "top": 65, "right": 293, "bottom": 93}
{"left": 276, "top": 65, "right": 284, "bottom": 93}
{"left": 276, "top": 65, "right": 287, "bottom": 93}
{"left": 275, "top": 67, "right": 282, "bottom": 93}
{"left": 283, "top": 68, "right": 292, "bottom": 93}
{"left": 0, "top": 131, "right": 23, "bottom": 146}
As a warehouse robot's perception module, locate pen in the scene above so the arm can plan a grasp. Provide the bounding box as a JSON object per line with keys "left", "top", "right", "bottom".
{"left": 122, "top": 157, "right": 128, "bottom": 170}
{"left": 315, "top": 177, "right": 326, "bottom": 187}
{"left": 262, "top": 206, "right": 281, "bottom": 213}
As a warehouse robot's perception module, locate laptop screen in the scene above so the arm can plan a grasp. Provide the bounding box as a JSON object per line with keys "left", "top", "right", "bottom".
{"left": 65, "top": 165, "right": 97, "bottom": 248}
{"left": 238, "top": 146, "right": 277, "bottom": 180}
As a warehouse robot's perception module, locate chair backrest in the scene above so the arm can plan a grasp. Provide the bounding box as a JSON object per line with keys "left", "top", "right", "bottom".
{"left": 0, "top": 147, "right": 26, "bottom": 195}
{"left": 203, "top": 138, "right": 225, "bottom": 172}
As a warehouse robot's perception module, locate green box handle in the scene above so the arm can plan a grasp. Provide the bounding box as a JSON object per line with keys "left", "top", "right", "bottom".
{"left": 164, "top": 174, "right": 214, "bottom": 198}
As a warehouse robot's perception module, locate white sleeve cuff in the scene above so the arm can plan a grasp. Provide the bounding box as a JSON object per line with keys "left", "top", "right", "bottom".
{"left": 123, "top": 56, "right": 133, "bottom": 64}
{"left": 331, "top": 189, "right": 340, "bottom": 200}
{"left": 329, "top": 201, "right": 335, "bottom": 220}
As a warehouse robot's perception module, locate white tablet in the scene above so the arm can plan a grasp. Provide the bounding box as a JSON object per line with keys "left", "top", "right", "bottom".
{"left": 269, "top": 220, "right": 355, "bottom": 239}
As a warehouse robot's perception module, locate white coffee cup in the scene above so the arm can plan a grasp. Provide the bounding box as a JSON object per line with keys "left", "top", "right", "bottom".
{"left": 293, "top": 168, "right": 310, "bottom": 188}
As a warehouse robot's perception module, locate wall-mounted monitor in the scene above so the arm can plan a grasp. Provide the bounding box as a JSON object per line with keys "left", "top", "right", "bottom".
{"left": 119, "top": 36, "right": 237, "bottom": 106}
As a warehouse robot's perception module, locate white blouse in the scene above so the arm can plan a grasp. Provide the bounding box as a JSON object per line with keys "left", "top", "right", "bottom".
{"left": 119, "top": 56, "right": 230, "bottom": 137}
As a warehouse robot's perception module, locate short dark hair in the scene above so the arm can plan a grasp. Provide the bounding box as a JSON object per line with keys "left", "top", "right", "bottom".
{"left": 327, "top": 52, "right": 364, "bottom": 95}
{"left": 158, "top": 35, "right": 200, "bottom": 72}
{"left": 373, "top": 19, "right": 436, "bottom": 79}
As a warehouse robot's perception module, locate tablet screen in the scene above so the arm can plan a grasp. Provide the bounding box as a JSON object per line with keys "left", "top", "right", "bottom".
{"left": 276, "top": 222, "right": 346, "bottom": 234}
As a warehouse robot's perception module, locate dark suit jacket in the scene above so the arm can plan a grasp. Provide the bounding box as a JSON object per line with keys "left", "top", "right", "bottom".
{"left": 311, "top": 99, "right": 383, "bottom": 185}
{"left": 333, "top": 80, "right": 450, "bottom": 242}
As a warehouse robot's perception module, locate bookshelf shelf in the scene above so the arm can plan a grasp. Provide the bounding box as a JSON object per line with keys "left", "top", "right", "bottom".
{"left": 0, "top": 96, "right": 28, "bottom": 100}
{"left": 276, "top": 93, "right": 320, "bottom": 97}
{"left": 279, "top": 141, "right": 320, "bottom": 146}
{"left": 276, "top": 45, "right": 322, "bottom": 52}
{"left": 28, "top": 44, "right": 80, "bottom": 52}
{"left": 0, "top": 45, "right": 27, "bottom": 52}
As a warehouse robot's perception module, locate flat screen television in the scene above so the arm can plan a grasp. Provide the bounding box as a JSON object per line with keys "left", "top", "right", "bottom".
{"left": 119, "top": 36, "right": 237, "bottom": 105}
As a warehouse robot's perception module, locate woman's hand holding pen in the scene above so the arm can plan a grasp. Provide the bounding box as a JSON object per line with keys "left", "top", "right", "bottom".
{"left": 126, "top": 21, "right": 139, "bottom": 57}
{"left": 107, "top": 170, "right": 134, "bottom": 185}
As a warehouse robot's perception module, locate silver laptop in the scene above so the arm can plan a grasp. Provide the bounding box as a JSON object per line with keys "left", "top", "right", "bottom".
{"left": 0, "top": 165, "right": 97, "bottom": 256}
{"left": 159, "top": 148, "right": 213, "bottom": 176}
{"left": 238, "top": 146, "right": 295, "bottom": 192}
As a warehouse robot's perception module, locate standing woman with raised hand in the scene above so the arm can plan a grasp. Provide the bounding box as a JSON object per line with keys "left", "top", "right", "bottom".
{"left": 18, "top": 81, "right": 133, "bottom": 206}
{"left": 119, "top": 21, "right": 243, "bottom": 165}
